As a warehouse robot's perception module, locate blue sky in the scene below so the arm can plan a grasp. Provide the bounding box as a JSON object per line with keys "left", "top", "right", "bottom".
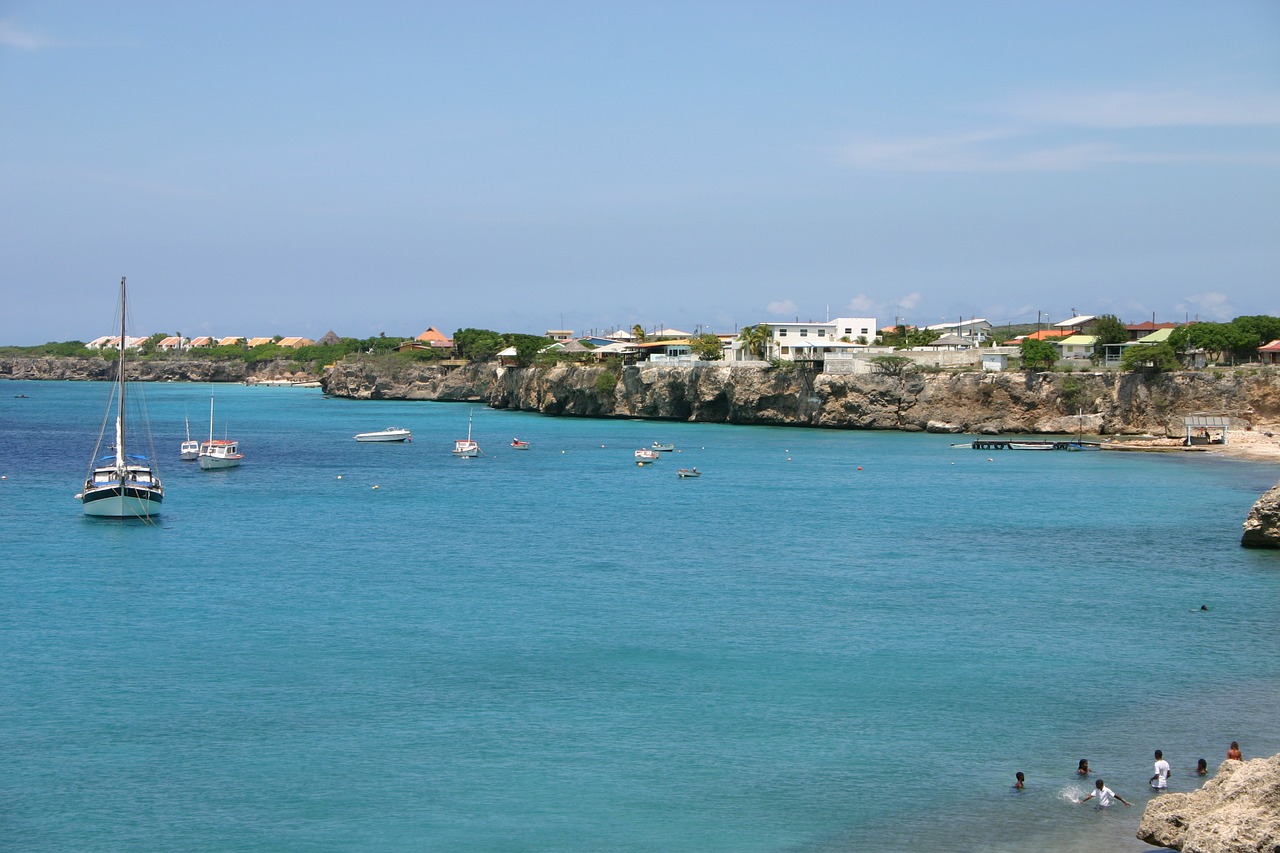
{"left": 2, "top": 1, "right": 1278, "bottom": 345}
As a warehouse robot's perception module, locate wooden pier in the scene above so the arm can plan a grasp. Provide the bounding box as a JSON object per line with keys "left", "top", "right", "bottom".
{"left": 962, "top": 439, "right": 1103, "bottom": 451}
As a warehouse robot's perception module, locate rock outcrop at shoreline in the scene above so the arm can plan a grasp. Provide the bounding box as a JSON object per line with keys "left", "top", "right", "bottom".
{"left": 319, "top": 360, "right": 1280, "bottom": 437}
{"left": 1137, "top": 754, "right": 1280, "bottom": 853}
{"left": 0, "top": 356, "right": 315, "bottom": 385}
{"left": 1241, "top": 482, "right": 1280, "bottom": 549}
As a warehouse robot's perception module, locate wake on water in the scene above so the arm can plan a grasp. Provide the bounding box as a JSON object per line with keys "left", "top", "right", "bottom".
{"left": 1059, "top": 783, "right": 1090, "bottom": 804}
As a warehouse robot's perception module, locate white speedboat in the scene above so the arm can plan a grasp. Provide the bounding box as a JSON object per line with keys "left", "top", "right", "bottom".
{"left": 1009, "top": 441, "right": 1054, "bottom": 450}
{"left": 635, "top": 448, "right": 660, "bottom": 464}
{"left": 355, "top": 427, "right": 412, "bottom": 442}
{"left": 453, "top": 410, "right": 480, "bottom": 457}
{"left": 651, "top": 442, "right": 675, "bottom": 452}
{"left": 198, "top": 393, "right": 243, "bottom": 470}
{"left": 77, "top": 277, "right": 165, "bottom": 518}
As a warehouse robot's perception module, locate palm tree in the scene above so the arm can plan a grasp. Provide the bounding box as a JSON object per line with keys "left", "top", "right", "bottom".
{"left": 738, "top": 324, "right": 771, "bottom": 360}
{"left": 631, "top": 324, "right": 647, "bottom": 342}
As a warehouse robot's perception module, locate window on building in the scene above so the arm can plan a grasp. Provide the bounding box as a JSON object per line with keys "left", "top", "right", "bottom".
{"left": 778, "top": 329, "right": 787, "bottom": 337}
{"left": 799, "top": 329, "right": 808, "bottom": 337}
{"left": 818, "top": 329, "right": 826, "bottom": 337}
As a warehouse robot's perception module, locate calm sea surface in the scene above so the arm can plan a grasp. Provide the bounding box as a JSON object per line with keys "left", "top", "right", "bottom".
{"left": 3, "top": 380, "right": 1279, "bottom": 852}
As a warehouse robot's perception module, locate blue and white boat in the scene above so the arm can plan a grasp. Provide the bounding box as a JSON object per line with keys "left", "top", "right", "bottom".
{"left": 77, "top": 277, "right": 165, "bottom": 518}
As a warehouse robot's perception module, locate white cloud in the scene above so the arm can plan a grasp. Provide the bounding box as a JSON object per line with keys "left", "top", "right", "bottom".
{"left": 840, "top": 130, "right": 1139, "bottom": 173}
{"left": 844, "top": 294, "right": 877, "bottom": 315}
{"left": 1000, "top": 89, "right": 1280, "bottom": 129}
{"left": 0, "top": 20, "right": 55, "bottom": 50}
{"left": 897, "top": 292, "right": 921, "bottom": 311}
{"left": 1175, "top": 292, "right": 1235, "bottom": 322}
{"left": 766, "top": 299, "right": 798, "bottom": 317}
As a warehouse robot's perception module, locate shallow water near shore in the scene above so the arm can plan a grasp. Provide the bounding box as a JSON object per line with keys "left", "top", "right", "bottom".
{"left": 3, "top": 380, "right": 1279, "bottom": 852}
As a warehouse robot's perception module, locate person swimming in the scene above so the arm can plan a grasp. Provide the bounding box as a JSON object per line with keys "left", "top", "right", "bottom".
{"left": 1077, "top": 759, "right": 1090, "bottom": 775}
{"left": 1014, "top": 771, "right": 1025, "bottom": 789}
{"left": 1196, "top": 758, "right": 1208, "bottom": 775}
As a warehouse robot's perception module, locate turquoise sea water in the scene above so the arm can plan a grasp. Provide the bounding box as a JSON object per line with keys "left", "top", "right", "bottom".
{"left": 3, "top": 380, "right": 1279, "bottom": 852}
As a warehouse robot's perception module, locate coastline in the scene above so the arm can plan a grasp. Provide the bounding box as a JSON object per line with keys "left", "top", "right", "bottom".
{"left": 1110, "top": 420, "right": 1280, "bottom": 463}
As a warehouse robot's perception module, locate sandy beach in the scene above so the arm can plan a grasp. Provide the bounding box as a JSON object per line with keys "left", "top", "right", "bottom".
{"left": 1204, "top": 421, "right": 1280, "bottom": 463}
{"left": 1105, "top": 421, "right": 1280, "bottom": 463}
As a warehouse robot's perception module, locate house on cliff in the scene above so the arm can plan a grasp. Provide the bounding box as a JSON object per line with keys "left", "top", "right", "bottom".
{"left": 729, "top": 317, "right": 878, "bottom": 363}
{"left": 1260, "top": 339, "right": 1280, "bottom": 364}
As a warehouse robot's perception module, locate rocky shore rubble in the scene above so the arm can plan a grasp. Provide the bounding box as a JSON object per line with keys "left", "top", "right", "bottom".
{"left": 1138, "top": 754, "right": 1280, "bottom": 853}
{"left": 1241, "top": 481, "right": 1280, "bottom": 549}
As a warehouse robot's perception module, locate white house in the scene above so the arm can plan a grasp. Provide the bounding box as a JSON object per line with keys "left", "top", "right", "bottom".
{"left": 923, "top": 318, "right": 993, "bottom": 345}
{"left": 730, "top": 317, "right": 877, "bottom": 362}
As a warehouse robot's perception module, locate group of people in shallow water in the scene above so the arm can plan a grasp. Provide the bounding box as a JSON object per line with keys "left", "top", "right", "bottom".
{"left": 1012, "top": 742, "right": 1245, "bottom": 808}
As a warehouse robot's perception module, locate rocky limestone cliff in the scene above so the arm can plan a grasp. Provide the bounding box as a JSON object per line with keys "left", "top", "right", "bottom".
{"left": 0, "top": 356, "right": 316, "bottom": 384}
{"left": 319, "top": 360, "right": 1280, "bottom": 436}
{"left": 1138, "top": 755, "right": 1280, "bottom": 853}
{"left": 1241, "top": 482, "right": 1280, "bottom": 549}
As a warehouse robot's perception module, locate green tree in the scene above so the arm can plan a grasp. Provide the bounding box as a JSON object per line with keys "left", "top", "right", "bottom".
{"left": 631, "top": 324, "right": 647, "bottom": 343}
{"left": 869, "top": 354, "right": 916, "bottom": 377}
{"left": 1019, "top": 338, "right": 1058, "bottom": 371}
{"left": 1120, "top": 341, "right": 1180, "bottom": 372}
{"left": 690, "top": 333, "right": 724, "bottom": 361}
{"left": 453, "top": 328, "right": 505, "bottom": 361}
{"left": 1090, "top": 314, "right": 1128, "bottom": 362}
{"left": 505, "top": 333, "right": 553, "bottom": 366}
{"left": 737, "top": 324, "right": 770, "bottom": 359}
{"left": 138, "top": 332, "right": 167, "bottom": 356}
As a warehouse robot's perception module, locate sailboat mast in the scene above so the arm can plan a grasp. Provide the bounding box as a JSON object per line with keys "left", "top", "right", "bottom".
{"left": 115, "top": 276, "right": 127, "bottom": 472}
{"left": 208, "top": 392, "right": 215, "bottom": 442}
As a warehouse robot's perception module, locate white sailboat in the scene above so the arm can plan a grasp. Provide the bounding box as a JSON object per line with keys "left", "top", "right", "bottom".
{"left": 77, "top": 277, "right": 165, "bottom": 518}
{"left": 452, "top": 409, "right": 480, "bottom": 457}
{"left": 198, "top": 392, "right": 244, "bottom": 470}
{"left": 180, "top": 414, "right": 200, "bottom": 460}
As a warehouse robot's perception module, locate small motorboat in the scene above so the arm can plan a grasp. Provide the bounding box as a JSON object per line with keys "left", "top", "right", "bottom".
{"left": 635, "top": 448, "right": 660, "bottom": 464}
{"left": 676, "top": 468, "right": 701, "bottom": 478}
{"left": 651, "top": 442, "right": 675, "bottom": 452}
{"left": 510, "top": 438, "right": 531, "bottom": 449}
{"left": 1009, "top": 442, "right": 1054, "bottom": 450}
{"left": 355, "top": 427, "right": 412, "bottom": 442}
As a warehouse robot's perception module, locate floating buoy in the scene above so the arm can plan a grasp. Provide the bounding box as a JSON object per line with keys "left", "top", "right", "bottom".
{"left": 337, "top": 475, "right": 343, "bottom": 479}
{"left": 857, "top": 466, "right": 862, "bottom": 471}
{"left": 372, "top": 485, "right": 379, "bottom": 490}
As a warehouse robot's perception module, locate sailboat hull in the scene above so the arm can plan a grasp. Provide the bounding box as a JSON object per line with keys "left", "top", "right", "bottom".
{"left": 81, "top": 484, "right": 164, "bottom": 517}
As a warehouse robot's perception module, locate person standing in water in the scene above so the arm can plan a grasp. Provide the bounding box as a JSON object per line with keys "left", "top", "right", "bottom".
{"left": 1151, "top": 750, "right": 1172, "bottom": 790}
{"left": 1196, "top": 759, "right": 1208, "bottom": 776}
{"left": 1076, "top": 759, "right": 1090, "bottom": 776}
{"left": 1227, "top": 742, "right": 1243, "bottom": 760}
{"left": 1081, "top": 779, "right": 1132, "bottom": 808}
{"left": 1014, "top": 771, "right": 1025, "bottom": 789}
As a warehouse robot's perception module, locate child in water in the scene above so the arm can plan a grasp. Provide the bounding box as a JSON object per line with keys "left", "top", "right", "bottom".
{"left": 1076, "top": 759, "right": 1090, "bottom": 776}
{"left": 1197, "top": 758, "right": 1208, "bottom": 776}
{"left": 1081, "top": 779, "right": 1131, "bottom": 808}
{"left": 1014, "top": 771, "right": 1024, "bottom": 789}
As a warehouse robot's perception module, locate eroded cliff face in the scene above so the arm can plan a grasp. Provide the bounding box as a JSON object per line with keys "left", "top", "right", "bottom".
{"left": 1242, "top": 481, "right": 1280, "bottom": 549}
{"left": 0, "top": 357, "right": 315, "bottom": 384}
{"left": 1138, "top": 754, "right": 1280, "bottom": 853}
{"left": 320, "top": 360, "right": 1280, "bottom": 436}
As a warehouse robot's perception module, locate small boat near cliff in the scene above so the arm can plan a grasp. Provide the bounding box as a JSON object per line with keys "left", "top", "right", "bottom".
{"left": 676, "top": 468, "right": 701, "bottom": 478}
{"left": 635, "top": 448, "right": 659, "bottom": 464}
{"left": 180, "top": 415, "right": 200, "bottom": 461}
{"left": 355, "top": 427, "right": 412, "bottom": 442}
{"left": 651, "top": 442, "right": 675, "bottom": 452}
{"left": 77, "top": 277, "right": 165, "bottom": 518}
{"left": 453, "top": 410, "right": 480, "bottom": 457}
{"left": 198, "top": 393, "right": 244, "bottom": 470}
